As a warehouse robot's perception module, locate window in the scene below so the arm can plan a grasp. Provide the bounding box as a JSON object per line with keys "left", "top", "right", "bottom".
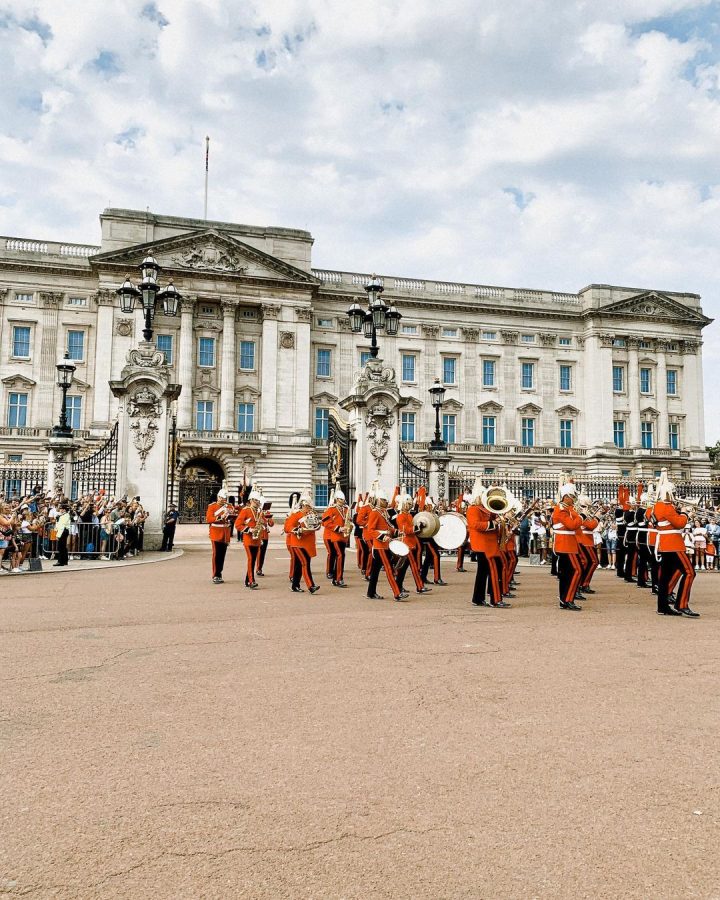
{"left": 612, "top": 338, "right": 626, "bottom": 348}
{"left": 360, "top": 351, "right": 371, "bottom": 368}
{"left": 613, "top": 420, "right": 625, "bottom": 449}
{"left": 621, "top": 469, "right": 631, "bottom": 478}
{"left": 68, "top": 296, "right": 87, "bottom": 307}
{"left": 484, "top": 467, "right": 495, "bottom": 475}
{"left": 401, "top": 412, "right": 416, "bottom": 442}
{"left": 401, "top": 324, "right": 417, "bottom": 335}
{"left": 668, "top": 423, "right": 679, "bottom": 450}
{"left": 8, "top": 454, "right": 22, "bottom": 462}
{"left": 315, "top": 408, "right": 329, "bottom": 440}
{"left": 8, "top": 393, "right": 28, "bottom": 427}
{"left": 316, "top": 462, "right": 328, "bottom": 474}
{"left": 521, "top": 333, "right": 535, "bottom": 343}
{"left": 560, "top": 419, "right": 573, "bottom": 448}
{"left": 316, "top": 317, "right": 333, "bottom": 328}
{"left": 521, "top": 417, "right": 535, "bottom": 447}
{"left": 401, "top": 354, "right": 416, "bottom": 382}
{"left": 667, "top": 342, "right": 678, "bottom": 351}
{"left": 237, "top": 402, "right": 255, "bottom": 433}
{"left": 239, "top": 340, "right": 256, "bottom": 370}
{"left": 314, "top": 483, "right": 329, "bottom": 507}
{"left": 442, "top": 357, "right": 457, "bottom": 384}
{"left": 66, "top": 396, "right": 82, "bottom": 430}
{"left": 641, "top": 421, "right": 654, "bottom": 449}
{"left": 612, "top": 365, "right": 624, "bottom": 392}
{"left": 14, "top": 293, "right": 33, "bottom": 304}
{"left": 12, "top": 326, "right": 31, "bottom": 358}
{"left": 442, "top": 327, "right": 457, "bottom": 337}
{"left": 559, "top": 365, "right": 572, "bottom": 391}
{"left": 482, "top": 416, "right": 496, "bottom": 445}
{"left": 316, "top": 348, "right": 331, "bottom": 378}
{"left": 481, "top": 331, "right": 497, "bottom": 341}
{"left": 156, "top": 334, "right": 173, "bottom": 364}
{"left": 241, "top": 309, "right": 257, "bottom": 319}
{"left": 200, "top": 304, "right": 216, "bottom": 316}
{"left": 559, "top": 337, "right": 571, "bottom": 346}
{"left": 198, "top": 337, "right": 215, "bottom": 367}
{"left": 667, "top": 369, "right": 677, "bottom": 395}
{"left": 482, "top": 360, "right": 496, "bottom": 388}
{"left": 523, "top": 467, "right": 534, "bottom": 475}
{"left": 196, "top": 400, "right": 214, "bottom": 431}
{"left": 66, "top": 330, "right": 84, "bottom": 361}
{"left": 442, "top": 414, "right": 456, "bottom": 444}
{"left": 521, "top": 362, "right": 534, "bottom": 390}
{"left": 640, "top": 367, "right": 651, "bottom": 393}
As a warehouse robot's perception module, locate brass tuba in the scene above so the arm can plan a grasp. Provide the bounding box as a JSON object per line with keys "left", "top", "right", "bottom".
{"left": 480, "top": 486, "right": 513, "bottom": 515}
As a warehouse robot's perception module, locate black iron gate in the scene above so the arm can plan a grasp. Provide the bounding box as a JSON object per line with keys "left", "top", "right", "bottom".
{"left": 328, "top": 414, "right": 355, "bottom": 499}
{"left": 0, "top": 463, "right": 45, "bottom": 500}
{"left": 71, "top": 422, "right": 118, "bottom": 499}
{"left": 399, "top": 444, "right": 428, "bottom": 496}
{"left": 178, "top": 476, "right": 222, "bottom": 523}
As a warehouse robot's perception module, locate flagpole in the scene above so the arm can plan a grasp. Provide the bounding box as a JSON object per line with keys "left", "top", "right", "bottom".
{"left": 204, "top": 135, "right": 209, "bottom": 220}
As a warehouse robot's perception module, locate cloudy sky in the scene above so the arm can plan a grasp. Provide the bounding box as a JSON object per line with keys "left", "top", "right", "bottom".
{"left": 1, "top": 0, "right": 719, "bottom": 440}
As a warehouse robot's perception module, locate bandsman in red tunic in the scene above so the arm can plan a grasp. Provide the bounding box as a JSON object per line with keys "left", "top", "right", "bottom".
{"left": 393, "top": 493, "right": 432, "bottom": 596}
{"left": 321, "top": 485, "right": 351, "bottom": 587}
{"left": 653, "top": 469, "right": 697, "bottom": 617}
{"left": 467, "top": 479, "right": 504, "bottom": 607}
{"left": 205, "top": 488, "right": 233, "bottom": 585}
{"left": 284, "top": 492, "right": 321, "bottom": 594}
{"left": 365, "top": 488, "right": 406, "bottom": 601}
{"left": 551, "top": 482, "right": 583, "bottom": 610}
{"left": 235, "top": 490, "right": 265, "bottom": 589}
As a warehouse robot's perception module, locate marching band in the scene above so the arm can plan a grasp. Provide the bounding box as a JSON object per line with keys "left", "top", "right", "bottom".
{"left": 204, "top": 467, "right": 706, "bottom": 618}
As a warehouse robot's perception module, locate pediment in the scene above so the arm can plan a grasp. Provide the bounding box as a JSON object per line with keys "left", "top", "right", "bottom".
{"left": 91, "top": 228, "right": 317, "bottom": 285}
{"left": 402, "top": 396, "right": 423, "bottom": 411}
{"left": 1, "top": 374, "right": 36, "bottom": 389}
{"left": 597, "top": 291, "right": 711, "bottom": 326}
{"left": 312, "top": 390, "right": 339, "bottom": 405}
{"left": 478, "top": 400, "right": 503, "bottom": 413}
{"left": 69, "top": 378, "right": 90, "bottom": 394}
{"left": 237, "top": 384, "right": 261, "bottom": 399}
{"left": 556, "top": 404, "right": 580, "bottom": 416}
{"left": 641, "top": 405, "right": 660, "bottom": 417}
{"left": 517, "top": 402, "right": 542, "bottom": 415}
{"left": 443, "top": 398, "right": 464, "bottom": 411}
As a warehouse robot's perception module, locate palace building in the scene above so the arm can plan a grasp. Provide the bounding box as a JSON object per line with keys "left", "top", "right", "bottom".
{"left": 0, "top": 207, "right": 713, "bottom": 515}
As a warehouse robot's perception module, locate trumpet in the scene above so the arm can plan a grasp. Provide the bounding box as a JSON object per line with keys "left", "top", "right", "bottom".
{"left": 292, "top": 510, "right": 322, "bottom": 536}
{"left": 343, "top": 503, "right": 353, "bottom": 537}
{"left": 676, "top": 497, "right": 705, "bottom": 514}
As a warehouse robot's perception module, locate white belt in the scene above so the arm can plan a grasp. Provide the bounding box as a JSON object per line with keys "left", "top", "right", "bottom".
{"left": 656, "top": 520, "right": 671, "bottom": 526}
{"left": 657, "top": 529, "right": 683, "bottom": 535}
{"left": 581, "top": 529, "right": 595, "bottom": 535}
{"left": 553, "top": 529, "right": 576, "bottom": 535}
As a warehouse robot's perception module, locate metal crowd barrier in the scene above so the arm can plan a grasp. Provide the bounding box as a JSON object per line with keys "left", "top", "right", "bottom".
{"left": 40, "top": 522, "right": 145, "bottom": 561}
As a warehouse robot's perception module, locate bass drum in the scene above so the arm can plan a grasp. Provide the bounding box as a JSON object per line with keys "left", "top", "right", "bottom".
{"left": 388, "top": 538, "right": 410, "bottom": 557}
{"left": 435, "top": 513, "right": 468, "bottom": 551}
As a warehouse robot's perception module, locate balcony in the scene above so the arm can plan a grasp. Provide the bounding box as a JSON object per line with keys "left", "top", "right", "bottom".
{"left": 178, "top": 430, "right": 314, "bottom": 448}
{"left": 0, "top": 426, "right": 92, "bottom": 439}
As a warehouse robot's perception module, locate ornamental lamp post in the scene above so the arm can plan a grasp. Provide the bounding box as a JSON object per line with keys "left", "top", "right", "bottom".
{"left": 117, "top": 254, "right": 182, "bottom": 342}
{"left": 53, "top": 350, "right": 76, "bottom": 437}
{"left": 428, "top": 378, "right": 447, "bottom": 450}
{"left": 346, "top": 273, "right": 401, "bottom": 359}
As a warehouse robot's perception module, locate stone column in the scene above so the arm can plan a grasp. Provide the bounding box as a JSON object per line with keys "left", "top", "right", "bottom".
{"left": 424, "top": 448, "right": 452, "bottom": 501}
{"left": 37, "top": 292, "right": 63, "bottom": 428}
{"left": 627, "top": 338, "right": 640, "bottom": 448}
{"left": 92, "top": 290, "right": 115, "bottom": 426}
{"left": 421, "top": 324, "right": 440, "bottom": 439}
{"left": 177, "top": 296, "right": 196, "bottom": 429}
{"left": 681, "top": 340, "right": 701, "bottom": 449}
{"left": 583, "top": 333, "right": 614, "bottom": 448}
{"left": 294, "top": 306, "right": 312, "bottom": 432}
{"left": 500, "top": 330, "right": 519, "bottom": 443}
{"left": 219, "top": 300, "right": 237, "bottom": 430}
{"left": 656, "top": 341, "right": 669, "bottom": 448}
{"left": 461, "top": 327, "right": 479, "bottom": 441}
{"left": 45, "top": 436, "right": 77, "bottom": 497}
{"left": 260, "top": 304, "right": 280, "bottom": 431}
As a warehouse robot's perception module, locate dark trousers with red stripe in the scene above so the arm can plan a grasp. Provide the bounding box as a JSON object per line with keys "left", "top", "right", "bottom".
{"left": 472, "top": 552, "right": 502, "bottom": 605}
{"left": 244, "top": 543, "right": 259, "bottom": 585}
{"left": 456, "top": 542, "right": 469, "bottom": 570}
{"left": 258, "top": 539, "right": 268, "bottom": 572}
{"left": 623, "top": 541, "right": 638, "bottom": 582}
{"left": 290, "top": 547, "right": 316, "bottom": 590}
{"left": 365, "top": 538, "right": 374, "bottom": 578}
{"left": 660, "top": 550, "right": 695, "bottom": 610}
{"left": 637, "top": 543, "right": 652, "bottom": 587}
{"left": 368, "top": 547, "right": 401, "bottom": 598}
{"left": 211, "top": 541, "right": 228, "bottom": 579}
{"left": 579, "top": 544, "right": 598, "bottom": 589}
{"left": 557, "top": 551, "right": 582, "bottom": 604}
{"left": 421, "top": 539, "right": 441, "bottom": 583}
{"left": 356, "top": 535, "right": 369, "bottom": 572}
{"left": 396, "top": 542, "right": 424, "bottom": 591}
{"left": 327, "top": 540, "right": 347, "bottom": 582}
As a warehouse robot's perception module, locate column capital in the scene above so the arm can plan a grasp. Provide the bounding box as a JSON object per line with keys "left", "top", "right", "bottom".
{"left": 681, "top": 339, "right": 701, "bottom": 355}
{"left": 262, "top": 303, "right": 282, "bottom": 320}
{"left": 221, "top": 298, "right": 238, "bottom": 316}
{"left": 655, "top": 339, "right": 671, "bottom": 353}
{"left": 626, "top": 337, "right": 641, "bottom": 351}
{"left": 422, "top": 324, "right": 440, "bottom": 339}
{"left": 181, "top": 295, "right": 198, "bottom": 315}
{"left": 539, "top": 332, "right": 557, "bottom": 347}
{"left": 461, "top": 326, "right": 479, "bottom": 342}
{"left": 293, "top": 305, "right": 313, "bottom": 323}
{"left": 500, "top": 329, "right": 518, "bottom": 345}
{"left": 94, "top": 289, "right": 116, "bottom": 307}
{"left": 0, "top": 287, "right": 8, "bottom": 305}
{"left": 597, "top": 333, "right": 614, "bottom": 349}
{"left": 40, "top": 291, "right": 63, "bottom": 308}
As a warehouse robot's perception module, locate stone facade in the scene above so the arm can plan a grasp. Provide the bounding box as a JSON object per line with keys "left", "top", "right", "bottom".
{"left": 0, "top": 207, "right": 713, "bottom": 510}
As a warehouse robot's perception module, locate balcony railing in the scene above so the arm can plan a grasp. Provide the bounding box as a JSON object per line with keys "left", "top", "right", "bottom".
{"left": 0, "top": 426, "right": 91, "bottom": 439}
{"left": 3, "top": 237, "right": 100, "bottom": 257}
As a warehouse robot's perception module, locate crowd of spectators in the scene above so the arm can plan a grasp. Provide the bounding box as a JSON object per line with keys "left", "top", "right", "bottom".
{"left": 0, "top": 487, "right": 149, "bottom": 574}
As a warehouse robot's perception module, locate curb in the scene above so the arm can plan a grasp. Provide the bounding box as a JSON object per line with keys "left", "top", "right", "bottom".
{"left": 1, "top": 549, "right": 184, "bottom": 577}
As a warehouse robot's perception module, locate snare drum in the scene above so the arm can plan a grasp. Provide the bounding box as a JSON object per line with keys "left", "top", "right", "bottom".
{"left": 435, "top": 513, "right": 468, "bottom": 551}
{"left": 388, "top": 538, "right": 410, "bottom": 557}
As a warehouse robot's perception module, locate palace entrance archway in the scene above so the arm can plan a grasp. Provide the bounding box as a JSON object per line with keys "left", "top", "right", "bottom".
{"left": 178, "top": 458, "right": 225, "bottom": 523}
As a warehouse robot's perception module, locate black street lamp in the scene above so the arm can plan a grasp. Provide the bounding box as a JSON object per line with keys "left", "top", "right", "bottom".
{"left": 117, "top": 254, "right": 182, "bottom": 342}
{"left": 428, "top": 378, "right": 447, "bottom": 450}
{"left": 346, "top": 274, "right": 401, "bottom": 359}
{"left": 53, "top": 350, "right": 76, "bottom": 437}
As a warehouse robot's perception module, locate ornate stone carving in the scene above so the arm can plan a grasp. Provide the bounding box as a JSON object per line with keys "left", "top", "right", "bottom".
{"left": 336, "top": 317, "right": 352, "bottom": 331}
{"left": 365, "top": 400, "right": 395, "bottom": 473}
{"left": 681, "top": 339, "right": 701, "bottom": 355}
{"left": 421, "top": 324, "right": 440, "bottom": 339}
{"left": 128, "top": 386, "right": 162, "bottom": 470}
{"left": 461, "top": 327, "right": 479, "bottom": 342}
{"left": 279, "top": 331, "right": 295, "bottom": 350}
{"left": 539, "top": 332, "right": 556, "bottom": 347}
{"left": 128, "top": 341, "right": 165, "bottom": 368}
{"left": 575, "top": 336, "right": 585, "bottom": 349}
{"left": 655, "top": 339, "right": 671, "bottom": 353}
{"left": 598, "top": 333, "right": 614, "bottom": 349}
{"left": 626, "top": 337, "right": 641, "bottom": 351}
{"left": 171, "top": 244, "right": 248, "bottom": 273}
{"left": 354, "top": 358, "right": 397, "bottom": 394}
{"left": 94, "top": 289, "right": 115, "bottom": 307}
{"left": 0, "top": 288, "right": 8, "bottom": 304}
{"left": 193, "top": 321, "right": 223, "bottom": 332}
{"left": 221, "top": 299, "right": 238, "bottom": 316}
{"left": 262, "top": 304, "right": 281, "bottom": 320}
{"left": 116, "top": 318, "right": 134, "bottom": 337}
{"left": 40, "top": 291, "right": 63, "bottom": 307}
{"left": 500, "top": 330, "right": 518, "bottom": 344}
{"left": 295, "top": 306, "right": 313, "bottom": 323}
{"left": 53, "top": 463, "right": 65, "bottom": 492}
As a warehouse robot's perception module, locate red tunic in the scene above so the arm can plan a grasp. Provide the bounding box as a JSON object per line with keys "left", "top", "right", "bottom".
{"left": 551, "top": 504, "right": 581, "bottom": 554}
{"left": 321, "top": 505, "right": 349, "bottom": 544}
{"left": 284, "top": 509, "right": 317, "bottom": 557}
{"left": 365, "top": 508, "right": 395, "bottom": 551}
{"left": 652, "top": 501, "right": 688, "bottom": 553}
{"left": 394, "top": 511, "right": 420, "bottom": 551}
{"left": 206, "top": 502, "right": 232, "bottom": 543}
{"left": 467, "top": 505, "right": 499, "bottom": 557}
{"left": 235, "top": 505, "right": 262, "bottom": 547}
{"left": 578, "top": 515, "right": 598, "bottom": 547}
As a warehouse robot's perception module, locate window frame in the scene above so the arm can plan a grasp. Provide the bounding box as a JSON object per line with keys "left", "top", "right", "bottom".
{"left": 66, "top": 395, "right": 82, "bottom": 430}
{"left": 195, "top": 400, "right": 214, "bottom": 431}
{"left": 314, "top": 407, "right": 329, "bottom": 440}
{"left": 521, "top": 416, "right": 535, "bottom": 448}
{"left": 198, "top": 336, "right": 216, "bottom": 368}
{"left": 482, "top": 359, "right": 496, "bottom": 388}
{"left": 559, "top": 418, "right": 573, "bottom": 449}
{"left": 239, "top": 339, "right": 256, "bottom": 372}
{"left": 639, "top": 367, "right": 652, "bottom": 394}
{"left": 481, "top": 415, "right": 496, "bottom": 445}
{"left": 237, "top": 401, "right": 255, "bottom": 433}
{"left": 666, "top": 368, "right": 678, "bottom": 396}
{"left": 613, "top": 420, "right": 625, "bottom": 449}
{"left": 559, "top": 364, "right": 572, "bottom": 392}
{"left": 11, "top": 325, "right": 32, "bottom": 360}
{"left": 668, "top": 422, "right": 679, "bottom": 450}
{"left": 401, "top": 353, "right": 416, "bottom": 383}
{"left": 316, "top": 347, "right": 332, "bottom": 379}
{"left": 441, "top": 355, "right": 458, "bottom": 385}
{"left": 612, "top": 365, "right": 625, "bottom": 393}
{"left": 66, "top": 329, "right": 85, "bottom": 363}
{"left": 641, "top": 421, "right": 654, "bottom": 449}
{"left": 521, "top": 361, "right": 535, "bottom": 390}
{"left": 155, "top": 333, "right": 173, "bottom": 365}
{"left": 442, "top": 413, "right": 457, "bottom": 444}
{"left": 7, "top": 392, "right": 29, "bottom": 428}
{"left": 400, "top": 411, "right": 416, "bottom": 442}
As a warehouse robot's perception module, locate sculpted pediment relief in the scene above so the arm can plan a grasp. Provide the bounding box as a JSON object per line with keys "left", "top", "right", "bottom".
{"left": 596, "top": 291, "right": 710, "bottom": 326}
{"left": 92, "top": 228, "right": 317, "bottom": 285}
{"left": 517, "top": 402, "right": 542, "bottom": 415}
{"left": 478, "top": 400, "right": 503, "bottom": 413}
{"left": 556, "top": 404, "right": 580, "bottom": 416}
{"left": 312, "top": 390, "right": 339, "bottom": 405}
{"left": 442, "top": 398, "right": 464, "bottom": 411}
{"left": 1, "top": 373, "right": 36, "bottom": 389}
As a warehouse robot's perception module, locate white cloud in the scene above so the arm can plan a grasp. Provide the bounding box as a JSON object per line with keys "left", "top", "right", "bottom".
{"left": 0, "top": 0, "right": 719, "bottom": 440}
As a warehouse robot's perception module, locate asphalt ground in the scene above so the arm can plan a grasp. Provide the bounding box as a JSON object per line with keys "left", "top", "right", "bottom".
{"left": 1, "top": 535, "right": 719, "bottom": 899}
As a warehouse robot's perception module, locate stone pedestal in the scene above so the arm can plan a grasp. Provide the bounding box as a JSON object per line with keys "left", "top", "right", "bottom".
{"left": 424, "top": 447, "right": 452, "bottom": 501}
{"left": 340, "top": 357, "right": 409, "bottom": 495}
{"left": 45, "top": 436, "right": 78, "bottom": 497}
{"left": 110, "top": 341, "right": 181, "bottom": 549}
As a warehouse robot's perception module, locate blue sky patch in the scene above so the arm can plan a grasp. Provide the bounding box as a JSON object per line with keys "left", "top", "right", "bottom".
{"left": 503, "top": 187, "right": 535, "bottom": 210}
{"left": 141, "top": 3, "right": 169, "bottom": 28}
{"left": 90, "top": 50, "right": 123, "bottom": 77}
{"left": 114, "top": 127, "right": 144, "bottom": 149}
